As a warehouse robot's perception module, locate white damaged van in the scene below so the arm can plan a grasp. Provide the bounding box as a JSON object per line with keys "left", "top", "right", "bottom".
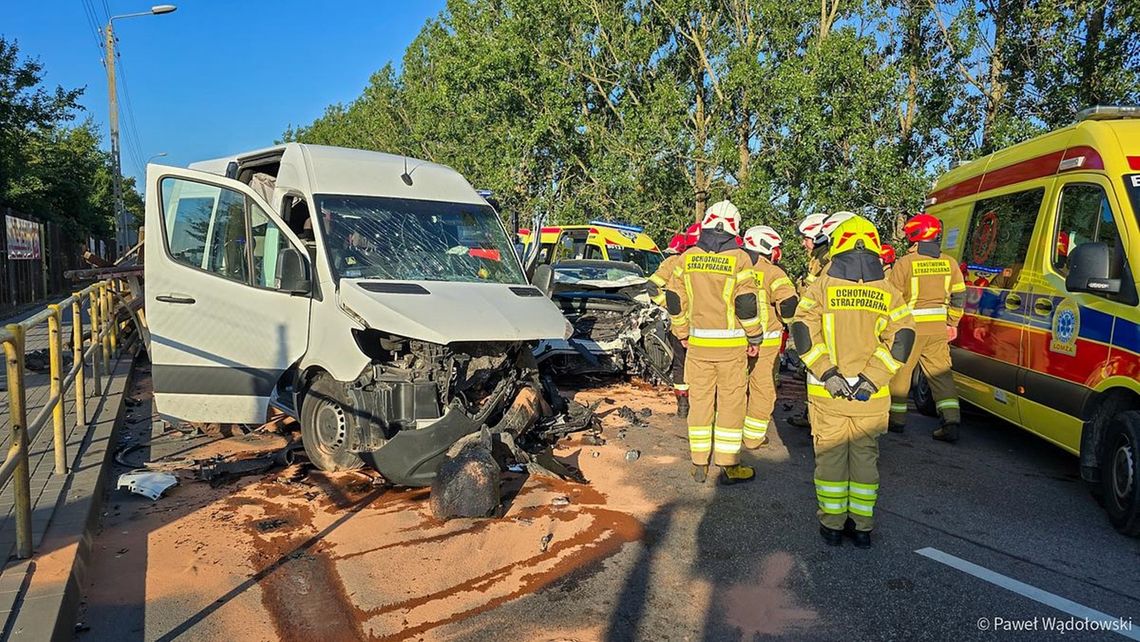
{"left": 144, "top": 144, "right": 573, "bottom": 485}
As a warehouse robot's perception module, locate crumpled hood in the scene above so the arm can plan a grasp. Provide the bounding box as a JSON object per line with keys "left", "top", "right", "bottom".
{"left": 339, "top": 279, "right": 569, "bottom": 344}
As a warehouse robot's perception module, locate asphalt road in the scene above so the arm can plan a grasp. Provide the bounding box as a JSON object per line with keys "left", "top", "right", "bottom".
{"left": 436, "top": 377, "right": 1140, "bottom": 641}
{"left": 77, "top": 371, "right": 1140, "bottom": 641}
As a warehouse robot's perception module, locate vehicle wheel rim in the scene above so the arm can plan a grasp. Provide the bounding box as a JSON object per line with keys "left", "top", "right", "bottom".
{"left": 1111, "top": 433, "right": 1135, "bottom": 507}
{"left": 315, "top": 402, "right": 347, "bottom": 454}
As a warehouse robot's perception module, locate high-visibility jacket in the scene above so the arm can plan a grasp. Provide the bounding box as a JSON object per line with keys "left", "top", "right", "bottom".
{"left": 889, "top": 246, "right": 967, "bottom": 335}
{"left": 752, "top": 255, "right": 797, "bottom": 348}
{"left": 669, "top": 246, "right": 762, "bottom": 360}
{"left": 648, "top": 253, "right": 683, "bottom": 306}
{"left": 799, "top": 245, "right": 830, "bottom": 293}
{"left": 794, "top": 273, "right": 915, "bottom": 416}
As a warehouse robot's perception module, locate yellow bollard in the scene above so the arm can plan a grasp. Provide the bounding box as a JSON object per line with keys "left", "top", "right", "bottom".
{"left": 47, "top": 305, "right": 67, "bottom": 475}
{"left": 72, "top": 297, "right": 87, "bottom": 428}
{"left": 99, "top": 283, "right": 110, "bottom": 372}
{"left": 89, "top": 290, "right": 102, "bottom": 395}
{"left": 4, "top": 325, "right": 32, "bottom": 558}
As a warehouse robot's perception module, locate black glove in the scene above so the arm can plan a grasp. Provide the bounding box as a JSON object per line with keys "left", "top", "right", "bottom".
{"left": 821, "top": 368, "right": 854, "bottom": 399}
{"left": 851, "top": 374, "right": 878, "bottom": 401}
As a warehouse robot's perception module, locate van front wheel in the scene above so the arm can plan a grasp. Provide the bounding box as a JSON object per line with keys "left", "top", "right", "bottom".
{"left": 301, "top": 374, "right": 364, "bottom": 472}
{"left": 1101, "top": 412, "right": 1140, "bottom": 537}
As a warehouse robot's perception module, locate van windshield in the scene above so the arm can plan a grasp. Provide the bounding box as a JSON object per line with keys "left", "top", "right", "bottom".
{"left": 315, "top": 195, "right": 526, "bottom": 284}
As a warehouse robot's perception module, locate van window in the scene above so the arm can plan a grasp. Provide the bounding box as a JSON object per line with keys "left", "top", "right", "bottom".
{"left": 961, "top": 188, "right": 1045, "bottom": 288}
{"left": 250, "top": 207, "right": 291, "bottom": 288}
{"left": 161, "top": 177, "right": 249, "bottom": 283}
{"left": 1053, "top": 183, "right": 1120, "bottom": 276}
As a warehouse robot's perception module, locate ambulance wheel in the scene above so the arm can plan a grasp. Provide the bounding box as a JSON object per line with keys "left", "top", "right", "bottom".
{"left": 911, "top": 368, "right": 937, "bottom": 417}
{"left": 301, "top": 374, "right": 364, "bottom": 472}
{"left": 1100, "top": 412, "right": 1140, "bottom": 537}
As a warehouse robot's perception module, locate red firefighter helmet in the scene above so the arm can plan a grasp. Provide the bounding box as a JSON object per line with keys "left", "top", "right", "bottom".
{"left": 666, "top": 234, "right": 687, "bottom": 254}
{"left": 880, "top": 243, "right": 896, "bottom": 266}
{"left": 904, "top": 213, "right": 942, "bottom": 243}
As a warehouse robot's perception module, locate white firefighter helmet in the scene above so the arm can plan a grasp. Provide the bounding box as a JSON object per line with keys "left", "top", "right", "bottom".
{"left": 796, "top": 213, "right": 827, "bottom": 239}
{"left": 816, "top": 210, "right": 856, "bottom": 244}
{"left": 700, "top": 200, "right": 742, "bottom": 235}
{"left": 743, "top": 225, "right": 782, "bottom": 257}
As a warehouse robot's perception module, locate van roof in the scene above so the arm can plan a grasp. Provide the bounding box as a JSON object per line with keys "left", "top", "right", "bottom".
{"left": 928, "top": 114, "right": 1140, "bottom": 208}
{"left": 187, "top": 143, "right": 485, "bottom": 205}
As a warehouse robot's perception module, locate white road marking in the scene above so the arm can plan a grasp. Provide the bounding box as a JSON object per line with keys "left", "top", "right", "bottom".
{"left": 916, "top": 547, "right": 1140, "bottom": 640}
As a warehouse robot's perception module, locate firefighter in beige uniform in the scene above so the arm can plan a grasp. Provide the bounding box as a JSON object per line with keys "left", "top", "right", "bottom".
{"left": 792, "top": 215, "right": 915, "bottom": 547}
{"left": 648, "top": 236, "right": 690, "bottom": 417}
{"left": 668, "top": 200, "right": 763, "bottom": 485}
{"left": 887, "top": 213, "right": 967, "bottom": 441}
{"left": 741, "top": 226, "right": 798, "bottom": 448}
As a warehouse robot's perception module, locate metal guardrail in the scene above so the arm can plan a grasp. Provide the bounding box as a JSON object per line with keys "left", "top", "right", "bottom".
{"left": 0, "top": 280, "right": 130, "bottom": 558}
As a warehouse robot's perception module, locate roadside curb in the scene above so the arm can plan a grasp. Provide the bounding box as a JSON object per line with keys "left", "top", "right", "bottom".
{"left": 2, "top": 353, "right": 135, "bottom": 641}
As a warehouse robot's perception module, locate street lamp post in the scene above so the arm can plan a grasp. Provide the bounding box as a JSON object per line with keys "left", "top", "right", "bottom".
{"left": 105, "top": 4, "right": 176, "bottom": 256}
{"left": 147, "top": 152, "right": 168, "bottom": 164}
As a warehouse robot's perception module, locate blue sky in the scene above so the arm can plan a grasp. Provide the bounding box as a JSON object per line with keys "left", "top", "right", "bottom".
{"left": 1, "top": 0, "right": 446, "bottom": 183}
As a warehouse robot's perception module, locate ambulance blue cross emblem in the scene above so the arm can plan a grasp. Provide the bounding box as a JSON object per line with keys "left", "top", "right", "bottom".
{"left": 1049, "top": 299, "right": 1080, "bottom": 356}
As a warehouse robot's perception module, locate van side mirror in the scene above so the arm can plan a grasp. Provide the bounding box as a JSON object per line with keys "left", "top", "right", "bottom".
{"left": 277, "top": 246, "right": 312, "bottom": 295}
{"left": 532, "top": 264, "right": 555, "bottom": 298}
{"left": 1065, "top": 242, "right": 1121, "bottom": 295}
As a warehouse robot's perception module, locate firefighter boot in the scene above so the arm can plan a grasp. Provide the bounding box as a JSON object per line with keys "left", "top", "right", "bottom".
{"left": 676, "top": 392, "right": 690, "bottom": 419}
{"left": 718, "top": 464, "right": 756, "bottom": 486}
{"left": 819, "top": 524, "right": 843, "bottom": 547}
{"left": 933, "top": 422, "right": 960, "bottom": 443}
{"left": 691, "top": 464, "right": 708, "bottom": 484}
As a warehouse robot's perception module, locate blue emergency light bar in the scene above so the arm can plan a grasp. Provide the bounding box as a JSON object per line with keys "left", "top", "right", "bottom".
{"left": 589, "top": 220, "right": 644, "bottom": 233}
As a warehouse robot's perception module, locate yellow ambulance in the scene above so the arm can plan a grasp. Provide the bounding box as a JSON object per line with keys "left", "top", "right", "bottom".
{"left": 518, "top": 221, "right": 664, "bottom": 274}
{"left": 926, "top": 105, "right": 1140, "bottom": 535}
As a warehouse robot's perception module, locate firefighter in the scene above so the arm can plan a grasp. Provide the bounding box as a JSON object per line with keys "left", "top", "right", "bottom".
{"left": 887, "top": 213, "right": 967, "bottom": 441}
{"left": 787, "top": 211, "right": 853, "bottom": 428}
{"left": 668, "top": 200, "right": 763, "bottom": 485}
{"left": 649, "top": 235, "right": 691, "bottom": 417}
{"left": 792, "top": 215, "right": 915, "bottom": 547}
{"left": 741, "top": 226, "right": 798, "bottom": 448}
{"left": 880, "top": 243, "right": 896, "bottom": 276}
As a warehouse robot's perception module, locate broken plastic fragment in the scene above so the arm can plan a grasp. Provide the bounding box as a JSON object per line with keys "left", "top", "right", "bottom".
{"left": 116, "top": 470, "right": 178, "bottom": 501}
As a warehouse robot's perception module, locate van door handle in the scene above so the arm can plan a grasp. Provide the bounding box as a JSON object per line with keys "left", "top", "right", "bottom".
{"left": 1033, "top": 298, "right": 1053, "bottom": 316}
{"left": 156, "top": 295, "right": 196, "bottom": 305}
{"left": 1004, "top": 294, "right": 1022, "bottom": 310}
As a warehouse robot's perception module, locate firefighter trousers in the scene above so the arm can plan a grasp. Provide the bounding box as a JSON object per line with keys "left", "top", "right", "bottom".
{"left": 888, "top": 332, "right": 960, "bottom": 427}
{"left": 810, "top": 405, "right": 885, "bottom": 531}
{"left": 686, "top": 352, "right": 747, "bottom": 466}
{"left": 744, "top": 345, "right": 781, "bottom": 448}
{"left": 669, "top": 334, "right": 687, "bottom": 396}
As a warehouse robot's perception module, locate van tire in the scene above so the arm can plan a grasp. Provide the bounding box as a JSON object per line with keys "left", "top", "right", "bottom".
{"left": 911, "top": 367, "right": 937, "bottom": 417}
{"left": 300, "top": 374, "right": 364, "bottom": 472}
{"left": 1100, "top": 412, "right": 1140, "bottom": 537}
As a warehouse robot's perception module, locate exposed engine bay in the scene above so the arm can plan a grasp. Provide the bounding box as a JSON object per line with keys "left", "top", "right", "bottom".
{"left": 532, "top": 260, "right": 674, "bottom": 383}
{"left": 320, "top": 329, "right": 593, "bottom": 489}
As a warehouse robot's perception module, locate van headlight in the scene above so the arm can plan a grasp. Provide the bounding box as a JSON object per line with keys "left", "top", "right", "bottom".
{"left": 564, "top": 319, "right": 575, "bottom": 340}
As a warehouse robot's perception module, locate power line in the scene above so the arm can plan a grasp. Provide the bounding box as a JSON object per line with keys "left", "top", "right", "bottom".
{"left": 115, "top": 49, "right": 148, "bottom": 177}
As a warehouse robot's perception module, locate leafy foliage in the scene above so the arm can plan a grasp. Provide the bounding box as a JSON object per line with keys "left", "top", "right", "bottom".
{"left": 285, "top": 0, "right": 1140, "bottom": 276}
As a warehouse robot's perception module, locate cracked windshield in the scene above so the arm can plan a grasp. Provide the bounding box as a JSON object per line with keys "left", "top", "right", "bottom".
{"left": 316, "top": 195, "right": 525, "bottom": 284}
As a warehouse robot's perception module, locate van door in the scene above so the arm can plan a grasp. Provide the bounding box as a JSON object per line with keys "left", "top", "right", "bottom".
{"left": 145, "top": 165, "right": 312, "bottom": 424}
{"left": 953, "top": 187, "right": 1049, "bottom": 425}
{"left": 1025, "top": 175, "right": 1134, "bottom": 451}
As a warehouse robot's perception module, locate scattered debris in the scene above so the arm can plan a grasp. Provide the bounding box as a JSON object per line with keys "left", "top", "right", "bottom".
{"left": 583, "top": 433, "right": 606, "bottom": 446}
{"left": 624, "top": 449, "right": 641, "bottom": 462}
{"left": 551, "top": 496, "right": 571, "bottom": 507}
{"left": 617, "top": 429, "right": 627, "bottom": 440}
{"left": 255, "top": 518, "right": 288, "bottom": 532}
{"left": 24, "top": 349, "right": 50, "bottom": 372}
{"left": 540, "top": 533, "right": 554, "bottom": 552}
{"left": 591, "top": 451, "right": 600, "bottom": 458}
{"left": 639, "top": 407, "right": 652, "bottom": 418}
{"left": 198, "top": 457, "right": 278, "bottom": 487}
{"left": 430, "top": 428, "right": 501, "bottom": 521}
{"left": 124, "top": 397, "right": 142, "bottom": 408}
{"left": 616, "top": 405, "right": 649, "bottom": 428}
{"left": 116, "top": 470, "right": 178, "bottom": 500}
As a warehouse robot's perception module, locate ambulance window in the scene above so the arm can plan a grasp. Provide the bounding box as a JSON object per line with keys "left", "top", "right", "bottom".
{"left": 584, "top": 245, "right": 603, "bottom": 260}
{"left": 1053, "top": 184, "right": 1120, "bottom": 277}
{"left": 961, "top": 188, "right": 1044, "bottom": 288}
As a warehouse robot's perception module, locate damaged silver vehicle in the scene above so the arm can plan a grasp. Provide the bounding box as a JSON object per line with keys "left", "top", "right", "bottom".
{"left": 143, "top": 144, "right": 589, "bottom": 492}
{"left": 532, "top": 260, "right": 675, "bottom": 383}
